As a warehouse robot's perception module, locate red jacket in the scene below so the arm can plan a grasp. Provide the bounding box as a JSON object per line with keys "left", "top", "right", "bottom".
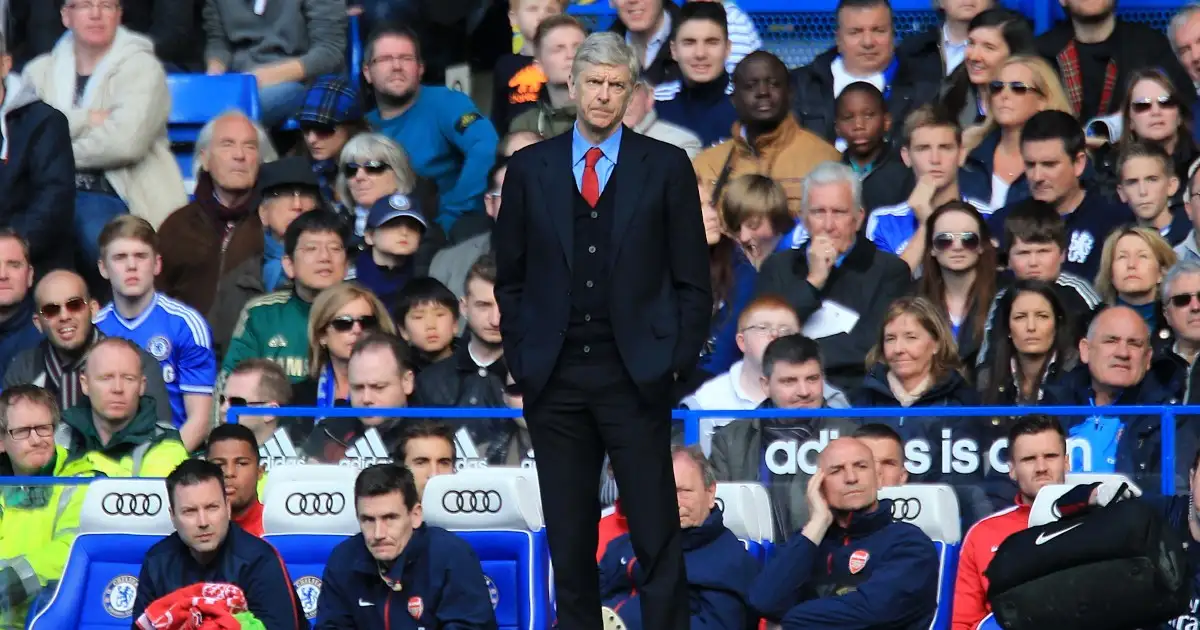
{"left": 950, "top": 501, "right": 1031, "bottom": 630}
{"left": 233, "top": 500, "right": 264, "bottom": 538}
{"left": 596, "top": 501, "right": 629, "bottom": 562}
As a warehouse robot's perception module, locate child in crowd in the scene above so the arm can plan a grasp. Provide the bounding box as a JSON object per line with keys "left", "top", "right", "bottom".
{"left": 719, "top": 174, "right": 794, "bottom": 265}
{"left": 835, "top": 82, "right": 914, "bottom": 213}
{"left": 508, "top": 15, "right": 588, "bottom": 138}
{"left": 355, "top": 194, "right": 429, "bottom": 312}
{"left": 1116, "top": 141, "right": 1190, "bottom": 246}
{"left": 491, "top": 0, "right": 564, "bottom": 134}
{"left": 395, "top": 277, "right": 460, "bottom": 373}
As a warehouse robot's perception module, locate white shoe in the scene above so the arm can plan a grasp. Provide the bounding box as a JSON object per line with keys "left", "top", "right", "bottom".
{"left": 601, "top": 606, "right": 626, "bottom": 630}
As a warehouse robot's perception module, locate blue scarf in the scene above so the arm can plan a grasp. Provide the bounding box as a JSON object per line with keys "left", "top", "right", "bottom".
{"left": 263, "top": 234, "right": 285, "bottom": 292}
{"left": 316, "top": 362, "right": 338, "bottom": 408}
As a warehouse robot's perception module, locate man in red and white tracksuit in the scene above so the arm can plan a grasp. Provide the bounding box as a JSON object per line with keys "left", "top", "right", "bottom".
{"left": 951, "top": 416, "right": 1069, "bottom": 630}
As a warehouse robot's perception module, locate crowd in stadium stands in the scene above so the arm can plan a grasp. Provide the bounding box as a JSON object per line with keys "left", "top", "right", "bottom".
{"left": 1, "top": 0, "right": 1200, "bottom": 625}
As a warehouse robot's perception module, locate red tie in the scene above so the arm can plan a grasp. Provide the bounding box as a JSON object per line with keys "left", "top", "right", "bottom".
{"left": 582, "top": 147, "right": 602, "bottom": 208}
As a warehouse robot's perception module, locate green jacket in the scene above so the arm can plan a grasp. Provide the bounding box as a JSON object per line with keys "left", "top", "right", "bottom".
{"left": 59, "top": 396, "right": 189, "bottom": 478}
{"left": 0, "top": 446, "right": 90, "bottom": 628}
{"left": 221, "top": 290, "right": 312, "bottom": 382}
{"left": 508, "top": 92, "right": 576, "bottom": 139}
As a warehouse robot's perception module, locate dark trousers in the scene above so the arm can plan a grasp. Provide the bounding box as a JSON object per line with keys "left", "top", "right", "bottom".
{"left": 525, "top": 347, "right": 688, "bottom": 630}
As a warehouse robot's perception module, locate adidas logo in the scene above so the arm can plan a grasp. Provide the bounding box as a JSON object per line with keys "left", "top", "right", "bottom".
{"left": 341, "top": 429, "right": 392, "bottom": 467}
{"left": 259, "top": 428, "right": 305, "bottom": 469}
{"left": 453, "top": 426, "right": 537, "bottom": 470}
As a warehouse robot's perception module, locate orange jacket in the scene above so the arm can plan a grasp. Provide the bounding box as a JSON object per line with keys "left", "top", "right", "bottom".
{"left": 950, "top": 502, "right": 1031, "bottom": 630}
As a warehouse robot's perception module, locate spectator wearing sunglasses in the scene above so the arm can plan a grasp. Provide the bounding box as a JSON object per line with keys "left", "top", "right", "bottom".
{"left": 867, "top": 105, "right": 991, "bottom": 272}
{"left": 334, "top": 132, "right": 443, "bottom": 252}
{"left": 208, "top": 157, "right": 323, "bottom": 357}
{"left": 1162, "top": 260, "right": 1200, "bottom": 380}
{"left": 1105, "top": 68, "right": 1198, "bottom": 209}
{"left": 355, "top": 194, "right": 432, "bottom": 310}
{"left": 296, "top": 76, "right": 371, "bottom": 209}
{"left": 1116, "top": 142, "right": 1191, "bottom": 247}
{"left": 4, "top": 270, "right": 171, "bottom": 423}
{"left": 220, "top": 359, "right": 313, "bottom": 477}
{"left": 293, "top": 283, "right": 396, "bottom": 410}
{"left": 916, "top": 201, "right": 999, "bottom": 373}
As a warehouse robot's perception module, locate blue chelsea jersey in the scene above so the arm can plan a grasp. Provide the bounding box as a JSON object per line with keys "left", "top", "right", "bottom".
{"left": 94, "top": 293, "right": 217, "bottom": 427}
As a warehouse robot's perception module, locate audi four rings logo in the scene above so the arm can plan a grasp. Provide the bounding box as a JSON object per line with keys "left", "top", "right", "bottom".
{"left": 101, "top": 492, "right": 163, "bottom": 517}
{"left": 285, "top": 493, "right": 346, "bottom": 516}
{"left": 443, "top": 490, "right": 503, "bottom": 514}
{"left": 891, "top": 498, "right": 922, "bottom": 520}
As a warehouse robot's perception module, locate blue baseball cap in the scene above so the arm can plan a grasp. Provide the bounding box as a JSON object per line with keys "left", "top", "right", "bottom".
{"left": 367, "top": 194, "right": 428, "bottom": 231}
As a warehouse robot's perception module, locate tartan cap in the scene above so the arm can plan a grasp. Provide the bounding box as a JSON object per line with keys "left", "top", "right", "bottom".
{"left": 296, "top": 75, "right": 363, "bottom": 126}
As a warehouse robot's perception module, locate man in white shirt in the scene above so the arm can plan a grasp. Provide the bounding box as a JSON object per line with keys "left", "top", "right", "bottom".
{"left": 682, "top": 295, "right": 848, "bottom": 455}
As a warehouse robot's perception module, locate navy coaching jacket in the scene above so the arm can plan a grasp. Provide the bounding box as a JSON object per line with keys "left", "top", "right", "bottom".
{"left": 314, "top": 524, "right": 498, "bottom": 629}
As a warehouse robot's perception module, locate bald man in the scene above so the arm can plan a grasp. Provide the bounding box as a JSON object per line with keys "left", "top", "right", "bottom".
{"left": 3, "top": 271, "right": 172, "bottom": 421}
{"left": 1043, "top": 305, "right": 1190, "bottom": 487}
{"left": 748, "top": 438, "right": 939, "bottom": 628}
{"left": 57, "top": 337, "right": 188, "bottom": 477}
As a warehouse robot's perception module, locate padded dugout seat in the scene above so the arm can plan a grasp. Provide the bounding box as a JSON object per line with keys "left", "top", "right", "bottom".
{"left": 714, "top": 483, "right": 774, "bottom": 564}
{"left": 423, "top": 469, "right": 550, "bottom": 630}
{"left": 878, "top": 484, "right": 963, "bottom": 630}
{"left": 263, "top": 469, "right": 360, "bottom": 625}
{"left": 29, "top": 479, "right": 173, "bottom": 629}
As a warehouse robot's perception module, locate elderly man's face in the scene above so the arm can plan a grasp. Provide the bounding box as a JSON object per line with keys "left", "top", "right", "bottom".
{"left": 1165, "top": 272, "right": 1200, "bottom": 347}
{"left": 803, "top": 181, "right": 863, "bottom": 254}
{"left": 673, "top": 453, "right": 716, "bottom": 528}
{"left": 203, "top": 115, "right": 261, "bottom": 194}
{"left": 1080, "top": 308, "right": 1152, "bottom": 390}
{"left": 1175, "top": 11, "right": 1200, "bottom": 84}
{"left": 570, "top": 62, "right": 634, "bottom": 135}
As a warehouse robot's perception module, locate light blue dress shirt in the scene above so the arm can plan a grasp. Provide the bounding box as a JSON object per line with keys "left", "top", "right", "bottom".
{"left": 572, "top": 124, "right": 623, "bottom": 195}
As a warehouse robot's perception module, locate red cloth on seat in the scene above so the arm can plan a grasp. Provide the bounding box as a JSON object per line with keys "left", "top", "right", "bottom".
{"left": 135, "top": 582, "right": 249, "bottom": 630}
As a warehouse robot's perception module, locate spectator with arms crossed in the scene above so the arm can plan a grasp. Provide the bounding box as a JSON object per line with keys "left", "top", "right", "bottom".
{"left": 94, "top": 215, "right": 216, "bottom": 451}
{"left": 951, "top": 415, "right": 1069, "bottom": 630}
{"left": 749, "top": 437, "right": 939, "bottom": 627}
{"left": 134, "top": 459, "right": 305, "bottom": 630}
{"left": 315, "top": 464, "right": 496, "bottom": 629}
{"left": 600, "top": 445, "right": 758, "bottom": 629}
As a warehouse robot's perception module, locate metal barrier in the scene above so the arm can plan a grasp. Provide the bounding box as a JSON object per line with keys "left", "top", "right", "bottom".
{"left": 566, "top": 0, "right": 1186, "bottom": 67}
{"left": 223, "top": 403, "right": 1190, "bottom": 495}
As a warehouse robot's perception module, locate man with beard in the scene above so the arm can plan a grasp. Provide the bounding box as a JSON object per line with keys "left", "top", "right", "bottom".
{"left": 749, "top": 437, "right": 939, "bottom": 628}
{"left": 362, "top": 25, "right": 498, "bottom": 242}
{"left": 1037, "top": 0, "right": 1192, "bottom": 122}
{"left": 4, "top": 270, "right": 170, "bottom": 421}
{"left": 951, "top": 415, "right": 1069, "bottom": 630}
{"left": 709, "top": 334, "right": 856, "bottom": 541}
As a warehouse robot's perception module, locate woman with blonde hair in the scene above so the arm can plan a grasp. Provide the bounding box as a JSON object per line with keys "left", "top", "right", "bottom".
{"left": 292, "top": 283, "right": 398, "bottom": 408}
{"left": 963, "top": 55, "right": 1073, "bottom": 209}
{"left": 852, "top": 297, "right": 980, "bottom": 484}
{"left": 1094, "top": 226, "right": 1177, "bottom": 338}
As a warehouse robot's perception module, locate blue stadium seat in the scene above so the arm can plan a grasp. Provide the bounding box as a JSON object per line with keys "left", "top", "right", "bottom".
{"left": 348, "top": 14, "right": 362, "bottom": 82}
{"left": 423, "top": 469, "right": 551, "bottom": 630}
{"left": 166, "top": 73, "right": 261, "bottom": 186}
{"left": 713, "top": 483, "right": 774, "bottom": 566}
{"left": 878, "top": 484, "right": 963, "bottom": 630}
{"left": 28, "top": 479, "right": 173, "bottom": 629}
{"left": 262, "top": 468, "right": 361, "bottom": 627}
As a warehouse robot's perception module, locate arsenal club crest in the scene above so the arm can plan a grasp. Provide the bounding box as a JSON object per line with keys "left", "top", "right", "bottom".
{"left": 849, "top": 549, "right": 870, "bottom": 574}
{"left": 408, "top": 596, "right": 424, "bottom": 619}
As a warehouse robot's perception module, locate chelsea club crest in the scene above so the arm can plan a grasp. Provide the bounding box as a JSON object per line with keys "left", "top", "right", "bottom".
{"left": 103, "top": 574, "right": 138, "bottom": 618}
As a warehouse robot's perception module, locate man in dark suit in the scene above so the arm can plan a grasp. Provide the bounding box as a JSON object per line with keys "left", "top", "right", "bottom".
{"left": 494, "top": 31, "right": 712, "bottom": 630}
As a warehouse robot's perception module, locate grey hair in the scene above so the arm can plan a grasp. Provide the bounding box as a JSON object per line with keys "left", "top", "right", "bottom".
{"left": 571, "top": 32, "right": 640, "bottom": 88}
{"left": 1162, "top": 258, "right": 1200, "bottom": 304}
{"left": 1169, "top": 4, "right": 1200, "bottom": 57}
{"left": 192, "top": 109, "right": 279, "bottom": 179}
{"left": 801, "top": 161, "right": 863, "bottom": 214}
{"left": 335, "top": 132, "right": 418, "bottom": 207}
{"left": 671, "top": 444, "right": 717, "bottom": 488}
